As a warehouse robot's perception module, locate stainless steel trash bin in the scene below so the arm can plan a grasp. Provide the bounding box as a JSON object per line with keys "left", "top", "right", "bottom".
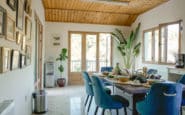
{"left": 32, "top": 90, "right": 48, "bottom": 113}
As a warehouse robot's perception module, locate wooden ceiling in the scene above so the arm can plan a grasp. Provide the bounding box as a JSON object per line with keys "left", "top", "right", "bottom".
{"left": 42, "top": 0, "right": 168, "bottom": 26}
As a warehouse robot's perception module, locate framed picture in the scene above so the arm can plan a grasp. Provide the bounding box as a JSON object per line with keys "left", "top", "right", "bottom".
{"left": 10, "top": 50, "right": 20, "bottom": 70}
{"left": 16, "top": 31, "right": 22, "bottom": 44}
{"left": 6, "top": 15, "right": 15, "bottom": 41}
{"left": 25, "top": 16, "right": 32, "bottom": 40}
{"left": 24, "top": 0, "right": 32, "bottom": 16}
{"left": 0, "top": 47, "right": 11, "bottom": 73}
{"left": 19, "top": 53, "right": 25, "bottom": 68}
{"left": 7, "top": 0, "right": 16, "bottom": 11}
{"left": 16, "top": 0, "right": 24, "bottom": 30}
{"left": 21, "top": 35, "right": 26, "bottom": 51}
{"left": 0, "top": 5, "right": 7, "bottom": 37}
{"left": 25, "top": 45, "right": 31, "bottom": 65}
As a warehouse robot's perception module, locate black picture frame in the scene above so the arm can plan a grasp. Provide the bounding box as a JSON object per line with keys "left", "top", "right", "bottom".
{"left": 7, "top": 0, "right": 17, "bottom": 11}
{"left": 16, "top": 0, "right": 24, "bottom": 30}
{"left": 0, "top": 5, "right": 7, "bottom": 37}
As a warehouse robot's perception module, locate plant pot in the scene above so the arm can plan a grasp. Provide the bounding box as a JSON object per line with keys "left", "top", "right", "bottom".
{"left": 57, "top": 78, "right": 66, "bottom": 87}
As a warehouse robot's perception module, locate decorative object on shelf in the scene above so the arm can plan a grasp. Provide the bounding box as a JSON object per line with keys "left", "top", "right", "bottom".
{"left": 111, "top": 23, "right": 141, "bottom": 76}
{"left": 0, "top": 47, "right": 11, "bottom": 73}
{"left": 16, "top": 0, "right": 24, "bottom": 30}
{"left": 52, "top": 35, "right": 61, "bottom": 46}
{"left": 25, "top": 16, "right": 32, "bottom": 41}
{"left": 6, "top": 14, "right": 15, "bottom": 41}
{"left": 19, "top": 53, "right": 25, "bottom": 68}
{"left": 10, "top": 50, "right": 20, "bottom": 70}
{"left": 7, "top": 0, "right": 16, "bottom": 11}
{"left": 0, "top": 5, "right": 7, "bottom": 37}
{"left": 25, "top": 45, "right": 31, "bottom": 65}
{"left": 56, "top": 48, "right": 68, "bottom": 87}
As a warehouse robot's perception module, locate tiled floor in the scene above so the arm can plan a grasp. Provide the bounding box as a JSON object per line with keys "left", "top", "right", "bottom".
{"left": 32, "top": 85, "right": 113, "bottom": 115}
{"left": 32, "top": 85, "right": 185, "bottom": 115}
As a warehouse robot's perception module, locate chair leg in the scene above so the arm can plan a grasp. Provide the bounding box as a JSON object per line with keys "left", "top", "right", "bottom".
{"left": 84, "top": 95, "right": 89, "bottom": 106}
{"left": 116, "top": 109, "right": 119, "bottom": 115}
{"left": 87, "top": 96, "right": 93, "bottom": 112}
{"left": 94, "top": 106, "right": 99, "bottom": 115}
{"left": 101, "top": 109, "right": 105, "bottom": 115}
{"left": 124, "top": 107, "right": 127, "bottom": 115}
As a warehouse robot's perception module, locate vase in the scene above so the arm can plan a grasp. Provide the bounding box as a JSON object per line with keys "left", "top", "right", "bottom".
{"left": 57, "top": 78, "right": 66, "bottom": 87}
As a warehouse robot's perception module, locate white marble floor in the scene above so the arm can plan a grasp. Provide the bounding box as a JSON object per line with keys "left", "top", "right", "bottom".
{"left": 32, "top": 85, "right": 114, "bottom": 115}
{"left": 32, "top": 85, "right": 185, "bottom": 115}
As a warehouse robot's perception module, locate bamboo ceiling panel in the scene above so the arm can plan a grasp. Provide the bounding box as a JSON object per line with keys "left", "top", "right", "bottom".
{"left": 42, "top": 0, "right": 168, "bottom": 26}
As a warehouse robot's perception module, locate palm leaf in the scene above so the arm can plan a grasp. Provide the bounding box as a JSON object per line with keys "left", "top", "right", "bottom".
{"left": 133, "top": 42, "right": 141, "bottom": 56}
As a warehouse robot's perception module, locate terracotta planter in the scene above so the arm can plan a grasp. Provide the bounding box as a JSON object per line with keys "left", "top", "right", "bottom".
{"left": 57, "top": 78, "right": 66, "bottom": 87}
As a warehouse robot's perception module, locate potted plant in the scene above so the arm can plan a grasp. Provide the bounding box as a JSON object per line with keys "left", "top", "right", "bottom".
{"left": 56, "top": 48, "right": 68, "bottom": 87}
{"left": 111, "top": 23, "right": 141, "bottom": 76}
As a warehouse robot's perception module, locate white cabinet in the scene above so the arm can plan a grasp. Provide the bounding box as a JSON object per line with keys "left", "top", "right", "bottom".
{"left": 168, "top": 67, "right": 185, "bottom": 82}
{"left": 45, "top": 62, "right": 55, "bottom": 87}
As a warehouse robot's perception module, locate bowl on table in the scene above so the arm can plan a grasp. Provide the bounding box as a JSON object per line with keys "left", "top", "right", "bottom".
{"left": 118, "top": 77, "right": 129, "bottom": 82}
{"left": 102, "top": 71, "right": 109, "bottom": 76}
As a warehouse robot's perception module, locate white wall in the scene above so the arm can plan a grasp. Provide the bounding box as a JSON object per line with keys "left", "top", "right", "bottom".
{"left": 45, "top": 22, "right": 130, "bottom": 84}
{"left": 0, "top": 0, "right": 45, "bottom": 115}
{"left": 132, "top": 0, "right": 185, "bottom": 79}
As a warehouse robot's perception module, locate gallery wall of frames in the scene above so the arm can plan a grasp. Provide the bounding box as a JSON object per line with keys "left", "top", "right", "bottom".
{"left": 0, "top": 0, "right": 32, "bottom": 73}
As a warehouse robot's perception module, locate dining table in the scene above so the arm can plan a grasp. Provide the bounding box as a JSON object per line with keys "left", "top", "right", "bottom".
{"left": 93, "top": 72, "right": 184, "bottom": 115}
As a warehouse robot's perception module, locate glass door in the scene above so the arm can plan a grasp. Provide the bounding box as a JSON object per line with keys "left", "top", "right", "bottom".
{"left": 68, "top": 32, "right": 112, "bottom": 85}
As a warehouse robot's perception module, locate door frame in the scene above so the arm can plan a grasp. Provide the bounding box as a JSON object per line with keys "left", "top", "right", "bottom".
{"left": 68, "top": 31, "right": 113, "bottom": 85}
{"left": 34, "top": 13, "right": 43, "bottom": 89}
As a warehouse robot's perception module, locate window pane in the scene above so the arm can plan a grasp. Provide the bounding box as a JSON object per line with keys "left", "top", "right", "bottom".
{"left": 154, "top": 30, "right": 159, "bottom": 62}
{"left": 99, "top": 33, "right": 111, "bottom": 71}
{"left": 144, "top": 31, "right": 152, "bottom": 61}
{"left": 71, "top": 34, "right": 82, "bottom": 72}
{"left": 160, "top": 27, "right": 166, "bottom": 62}
{"left": 86, "top": 34, "right": 97, "bottom": 71}
{"left": 167, "top": 24, "right": 179, "bottom": 63}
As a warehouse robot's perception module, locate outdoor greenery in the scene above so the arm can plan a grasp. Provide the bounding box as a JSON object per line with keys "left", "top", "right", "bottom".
{"left": 111, "top": 23, "right": 141, "bottom": 69}
{"left": 56, "top": 48, "right": 68, "bottom": 75}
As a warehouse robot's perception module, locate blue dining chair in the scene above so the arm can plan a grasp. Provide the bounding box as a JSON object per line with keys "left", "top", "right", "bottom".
{"left": 82, "top": 72, "right": 111, "bottom": 113}
{"left": 101, "top": 66, "right": 113, "bottom": 72}
{"left": 177, "top": 74, "right": 185, "bottom": 115}
{"left": 91, "top": 75, "right": 129, "bottom": 115}
{"left": 136, "top": 83, "right": 183, "bottom": 115}
{"left": 100, "top": 66, "right": 113, "bottom": 86}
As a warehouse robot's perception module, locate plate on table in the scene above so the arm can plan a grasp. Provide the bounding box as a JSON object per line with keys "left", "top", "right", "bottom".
{"left": 147, "top": 79, "right": 165, "bottom": 85}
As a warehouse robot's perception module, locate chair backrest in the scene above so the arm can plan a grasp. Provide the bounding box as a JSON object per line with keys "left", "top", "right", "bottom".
{"left": 147, "top": 69, "right": 158, "bottom": 75}
{"left": 100, "top": 66, "right": 113, "bottom": 72}
{"left": 178, "top": 74, "right": 185, "bottom": 84}
{"left": 144, "top": 83, "right": 182, "bottom": 115}
{"left": 91, "top": 76, "right": 116, "bottom": 108}
{"left": 82, "top": 72, "right": 94, "bottom": 96}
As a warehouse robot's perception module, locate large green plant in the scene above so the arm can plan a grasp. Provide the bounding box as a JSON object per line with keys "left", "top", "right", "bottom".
{"left": 56, "top": 48, "right": 68, "bottom": 75}
{"left": 111, "top": 23, "right": 141, "bottom": 69}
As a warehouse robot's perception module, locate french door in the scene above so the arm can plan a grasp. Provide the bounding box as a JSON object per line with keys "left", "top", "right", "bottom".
{"left": 68, "top": 32, "right": 112, "bottom": 85}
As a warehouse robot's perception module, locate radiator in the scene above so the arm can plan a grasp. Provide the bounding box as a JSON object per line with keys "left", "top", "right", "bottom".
{"left": 0, "top": 100, "right": 15, "bottom": 115}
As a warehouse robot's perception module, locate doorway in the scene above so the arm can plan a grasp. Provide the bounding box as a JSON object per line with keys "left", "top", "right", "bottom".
{"left": 68, "top": 31, "right": 112, "bottom": 85}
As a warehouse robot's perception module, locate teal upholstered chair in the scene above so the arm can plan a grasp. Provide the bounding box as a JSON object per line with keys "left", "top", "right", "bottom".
{"left": 91, "top": 75, "right": 129, "bottom": 115}
{"left": 136, "top": 83, "right": 182, "bottom": 115}
{"left": 100, "top": 66, "right": 113, "bottom": 86}
{"left": 82, "top": 72, "right": 111, "bottom": 113}
{"left": 177, "top": 74, "right": 185, "bottom": 115}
